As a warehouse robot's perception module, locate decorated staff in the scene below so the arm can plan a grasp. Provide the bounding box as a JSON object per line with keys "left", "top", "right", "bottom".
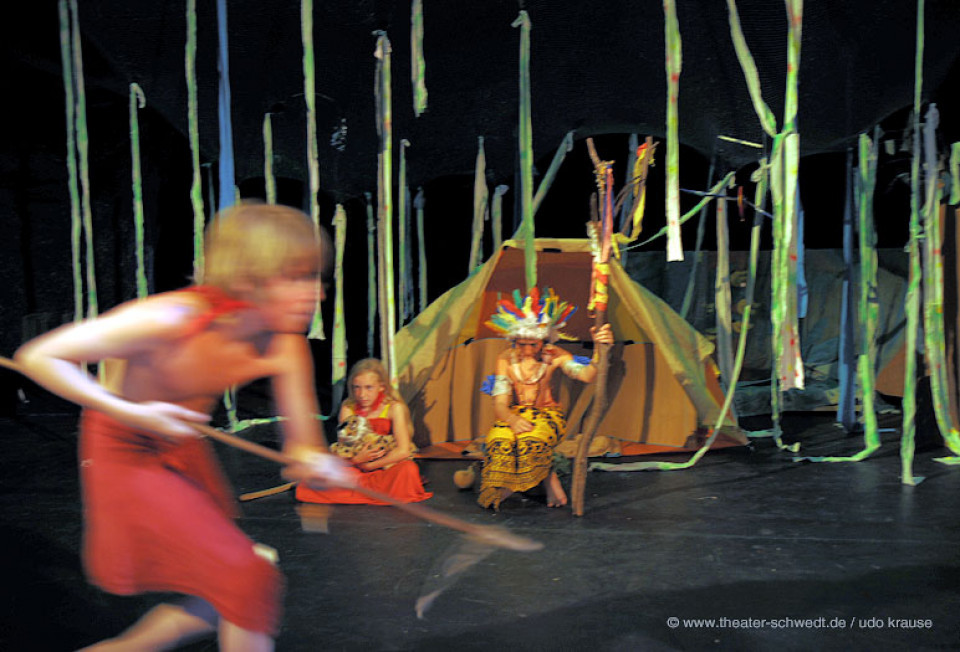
{"left": 479, "top": 288, "right": 613, "bottom": 510}
{"left": 571, "top": 138, "right": 616, "bottom": 516}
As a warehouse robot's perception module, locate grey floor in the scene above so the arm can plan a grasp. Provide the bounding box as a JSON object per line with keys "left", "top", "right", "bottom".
{"left": 2, "top": 409, "right": 959, "bottom": 651}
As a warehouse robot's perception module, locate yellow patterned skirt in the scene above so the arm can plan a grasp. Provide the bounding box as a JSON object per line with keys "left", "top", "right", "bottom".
{"left": 478, "top": 405, "right": 566, "bottom": 509}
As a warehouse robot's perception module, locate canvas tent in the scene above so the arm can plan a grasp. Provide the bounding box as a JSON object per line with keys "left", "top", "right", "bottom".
{"left": 395, "top": 239, "right": 747, "bottom": 453}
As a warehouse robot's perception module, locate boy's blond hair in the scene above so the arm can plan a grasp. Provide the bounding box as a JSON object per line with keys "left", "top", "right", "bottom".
{"left": 201, "top": 203, "right": 325, "bottom": 294}
{"left": 345, "top": 358, "right": 404, "bottom": 408}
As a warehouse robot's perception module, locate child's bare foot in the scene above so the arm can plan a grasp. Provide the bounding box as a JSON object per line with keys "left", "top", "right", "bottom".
{"left": 545, "top": 472, "right": 567, "bottom": 507}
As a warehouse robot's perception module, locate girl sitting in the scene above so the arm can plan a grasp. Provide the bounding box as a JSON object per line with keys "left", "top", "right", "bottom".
{"left": 296, "top": 358, "right": 432, "bottom": 504}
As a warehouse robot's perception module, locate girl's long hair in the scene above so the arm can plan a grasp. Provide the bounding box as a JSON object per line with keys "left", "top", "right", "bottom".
{"left": 343, "top": 358, "right": 403, "bottom": 409}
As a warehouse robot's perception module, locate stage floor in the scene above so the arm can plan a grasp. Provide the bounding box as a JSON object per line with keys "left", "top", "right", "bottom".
{"left": 2, "top": 411, "right": 959, "bottom": 651}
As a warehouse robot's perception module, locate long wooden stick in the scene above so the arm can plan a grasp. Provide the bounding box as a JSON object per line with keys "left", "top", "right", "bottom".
{"left": 190, "top": 423, "right": 541, "bottom": 551}
{"left": 0, "top": 356, "right": 541, "bottom": 551}
{"left": 571, "top": 138, "right": 613, "bottom": 517}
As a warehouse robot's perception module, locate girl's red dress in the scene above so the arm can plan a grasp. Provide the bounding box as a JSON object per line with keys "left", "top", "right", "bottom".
{"left": 295, "top": 405, "right": 432, "bottom": 505}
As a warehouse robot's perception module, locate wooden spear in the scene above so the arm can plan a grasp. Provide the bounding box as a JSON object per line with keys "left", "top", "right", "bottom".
{"left": 0, "top": 356, "right": 542, "bottom": 552}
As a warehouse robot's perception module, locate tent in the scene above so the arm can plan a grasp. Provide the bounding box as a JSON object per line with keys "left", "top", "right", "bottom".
{"left": 396, "top": 239, "right": 747, "bottom": 454}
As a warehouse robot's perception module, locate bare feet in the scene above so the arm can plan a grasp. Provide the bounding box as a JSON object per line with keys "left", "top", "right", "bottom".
{"left": 545, "top": 472, "right": 567, "bottom": 507}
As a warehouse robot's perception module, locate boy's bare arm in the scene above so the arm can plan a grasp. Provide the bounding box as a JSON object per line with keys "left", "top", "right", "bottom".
{"left": 270, "top": 333, "right": 328, "bottom": 456}
{"left": 13, "top": 296, "right": 209, "bottom": 436}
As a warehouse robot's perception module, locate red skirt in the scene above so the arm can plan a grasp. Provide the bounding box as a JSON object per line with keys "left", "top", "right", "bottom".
{"left": 295, "top": 459, "right": 432, "bottom": 504}
{"left": 79, "top": 410, "right": 283, "bottom": 635}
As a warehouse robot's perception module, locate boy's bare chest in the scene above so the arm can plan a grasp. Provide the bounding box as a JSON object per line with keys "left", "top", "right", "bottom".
{"left": 129, "top": 333, "right": 275, "bottom": 401}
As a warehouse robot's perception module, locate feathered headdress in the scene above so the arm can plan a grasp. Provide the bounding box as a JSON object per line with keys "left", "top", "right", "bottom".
{"left": 485, "top": 287, "right": 577, "bottom": 342}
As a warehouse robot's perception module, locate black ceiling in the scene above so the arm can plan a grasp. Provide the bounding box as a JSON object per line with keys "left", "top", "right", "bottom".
{"left": 6, "top": 0, "right": 960, "bottom": 202}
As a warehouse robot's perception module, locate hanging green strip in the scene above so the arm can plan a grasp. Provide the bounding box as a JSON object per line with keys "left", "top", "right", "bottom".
{"left": 778, "top": 0, "right": 804, "bottom": 393}
{"left": 374, "top": 32, "right": 398, "bottom": 385}
{"left": 921, "top": 105, "right": 960, "bottom": 463}
{"left": 769, "top": 136, "right": 788, "bottom": 446}
{"left": 332, "top": 204, "right": 348, "bottom": 396}
{"left": 628, "top": 172, "right": 736, "bottom": 249}
{"left": 837, "top": 150, "right": 857, "bottom": 432}
{"left": 263, "top": 113, "right": 276, "bottom": 205}
{"left": 725, "top": 0, "right": 777, "bottom": 137}
{"left": 414, "top": 188, "right": 428, "bottom": 313}
{"left": 402, "top": 183, "right": 413, "bottom": 321}
{"left": 714, "top": 182, "right": 734, "bottom": 386}
{"left": 618, "top": 135, "right": 640, "bottom": 236}
{"left": 129, "top": 83, "right": 148, "bottom": 299}
{"left": 680, "top": 154, "right": 715, "bottom": 320}
{"left": 302, "top": 0, "right": 325, "bottom": 340}
{"left": 398, "top": 139, "right": 412, "bottom": 322}
{"left": 469, "top": 136, "right": 488, "bottom": 272}
{"left": 901, "top": 130, "right": 922, "bottom": 479}
{"left": 726, "top": 0, "right": 804, "bottom": 450}
{"left": 58, "top": 1, "right": 83, "bottom": 322}
{"left": 797, "top": 131, "right": 881, "bottom": 463}
{"left": 185, "top": 0, "right": 205, "bottom": 280}
{"left": 531, "top": 131, "right": 574, "bottom": 217}
{"left": 68, "top": 0, "right": 97, "bottom": 319}
{"left": 365, "top": 192, "right": 377, "bottom": 357}
{"left": 222, "top": 384, "right": 239, "bottom": 431}
{"left": 411, "top": 0, "right": 427, "bottom": 117}
{"left": 950, "top": 143, "right": 960, "bottom": 206}
{"left": 591, "top": 162, "right": 769, "bottom": 473}
{"left": 491, "top": 184, "right": 508, "bottom": 254}
{"left": 663, "top": 0, "right": 683, "bottom": 261}
{"left": 512, "top": 11, "right": 536, "bottom": 291}
{"left": 853, "top": 130, "right": 881, "bottom": 458}
{"left": 769, "top": 2, "right": 805, "bottom": 449}
{"left": 900, "top": 1, "right": 926, "bottom": 484}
